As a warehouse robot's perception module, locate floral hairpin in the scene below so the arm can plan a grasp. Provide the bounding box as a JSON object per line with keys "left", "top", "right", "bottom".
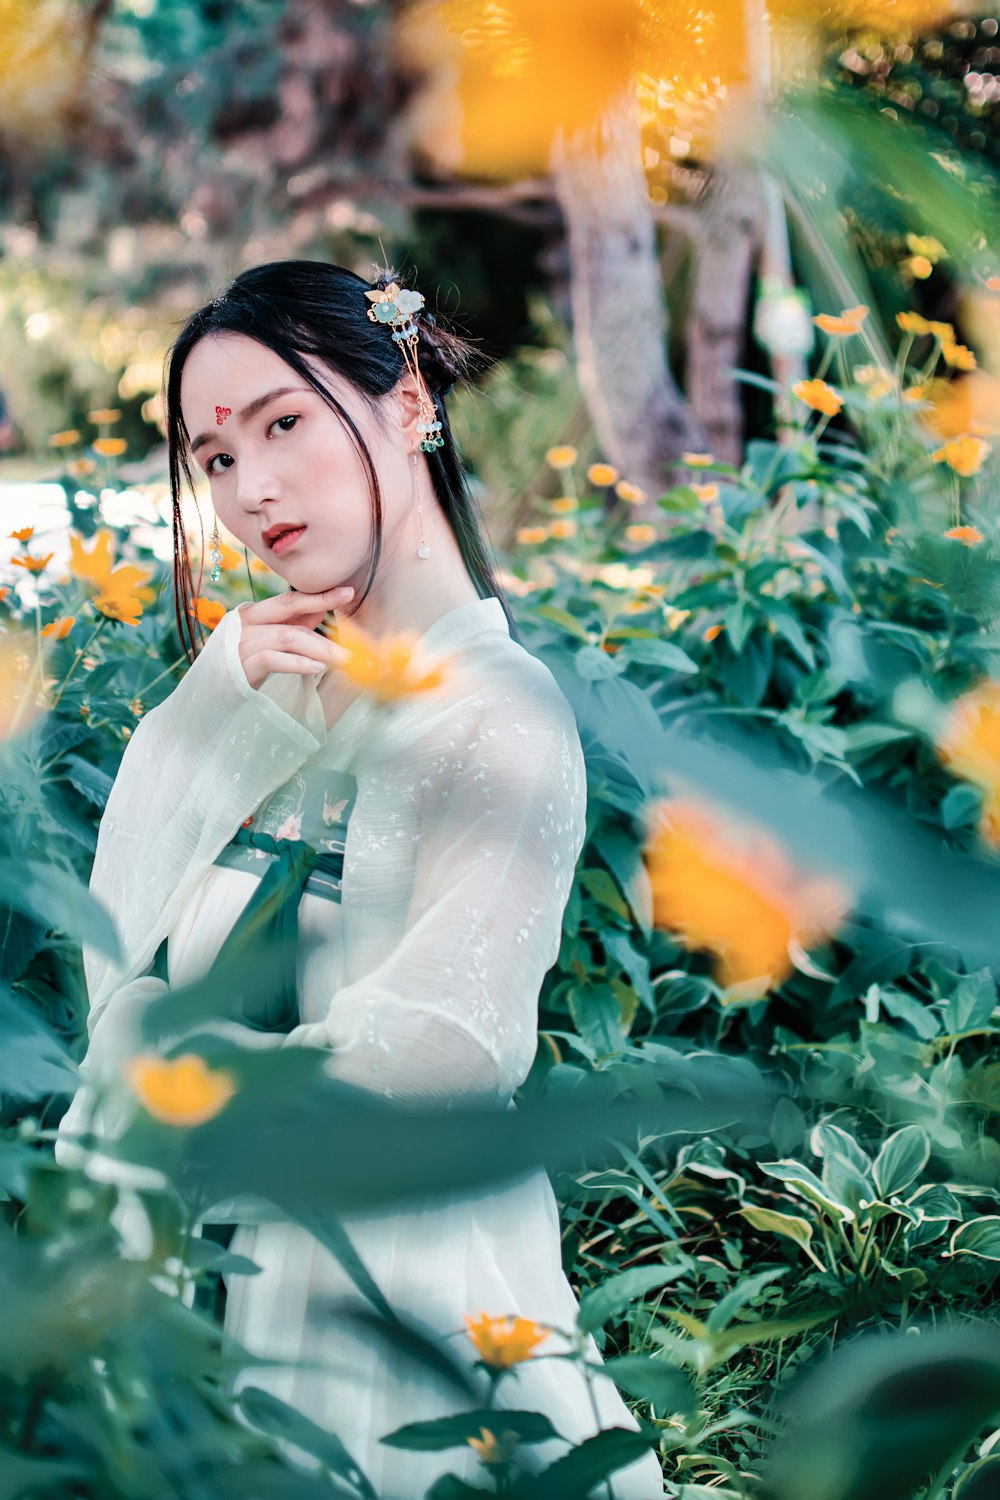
{"left": 365, "top": 282, "right": 444, "bottom": 453}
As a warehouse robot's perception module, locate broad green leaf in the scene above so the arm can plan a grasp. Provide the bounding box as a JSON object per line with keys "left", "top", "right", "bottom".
{"left": 519, "top": 1424, "right": 659, "bottom": 1497}
{"left": 598, "top": 1354, "right": 696, "bottom": 1415}
{"left": 577, "top": 1264, "right": 687, "bottom": 1336}
{"left": 0, "top": 859, "right": 120, "bottom": 960}
{"left": 872, "top": 1126, "right": 930, "bottom": 1198}
{"left": 237, "top": 1386, "right": 377, "bottom": 1495}
{"left": 760, "top": 1160, "right": 855, "bottom": 1223}
{"left": 381, "top": 1408, "right": 563, "bottom": 1452}
{"left": 948, "top": 1217, "right": 1000, "bottom": 1263}
{"left": 737, "top": 1207, "right": 825, "bottom": 1271}
{"left": 534, "top": 604, "right": 591, "bottom": 642}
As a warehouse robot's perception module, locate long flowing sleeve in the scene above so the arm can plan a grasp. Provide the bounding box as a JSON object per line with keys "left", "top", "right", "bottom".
{"left": 283, "top": 676, "right": 588, "bottom": 1106}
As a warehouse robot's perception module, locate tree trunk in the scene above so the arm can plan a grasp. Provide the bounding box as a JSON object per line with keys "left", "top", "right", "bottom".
{"left": 549, "top": 89, "right": 707, "bottom": 502}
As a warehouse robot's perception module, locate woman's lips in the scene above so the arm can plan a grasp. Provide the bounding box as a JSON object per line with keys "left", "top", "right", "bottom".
{"left": 269, "top": 525, "right": 307, "bottom": 556}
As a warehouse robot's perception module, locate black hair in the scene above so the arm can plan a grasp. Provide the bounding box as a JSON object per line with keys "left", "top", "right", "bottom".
{"left": 162, "top": 259, "right": 520, "bottom": 662}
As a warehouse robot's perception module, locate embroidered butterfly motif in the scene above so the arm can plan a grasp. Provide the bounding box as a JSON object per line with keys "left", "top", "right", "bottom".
{"left": 323, "top": 793, "right": 349, "bottom": 826}
{"left": 215, "top": 406, "right": 232, "bottom": 425}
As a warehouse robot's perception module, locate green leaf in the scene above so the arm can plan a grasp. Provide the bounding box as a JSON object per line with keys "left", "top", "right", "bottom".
{"left": 237, "top": 1386, "right": 377, "bottom": 1495}
{"left": 574, "top": 644, "right": 624, "bottom": 679}
{"left": 872, "top": 1126, "right": 930, "bottom": 1198}
{"left": 737, "top": 1206, "right": 825, "bottom": 1270}
{"left": 567, "top": 983, "right": 628, "bottom": 1058}
{"left": 0, "top": 859, "right": 120, "bottom": 959}
{"left": 381, "top": 1408, "right": 563, "bottom": 1452}
{"left": 578, "top": 868, "right": 631, "bottom": 921}
{"left": 706, "top": 1267, "right": 787, "bottom": 1333}
{"left": 577, "top": 1264, "right": 687, "bottom": 1336}
{"left": 534, "top": 605, "right": 592, "bottom": 642}
{"left": 761, "top": 1160, "right": 855, "bottom": 1223}
{"left": 953, "top": 1455, "right": 1000, "bottom": 1500}
{"left": 948, "top": 1217, "right": 1000, "bottom": 1263}
{"left": 518, "top": 1425, "right": 659, "bottom": 1497}
{"left": 599, "top": 1354, "right": 696, "bottom": 1414}
{"left": 618, "top": 637, "right": 698, "bottom": 674}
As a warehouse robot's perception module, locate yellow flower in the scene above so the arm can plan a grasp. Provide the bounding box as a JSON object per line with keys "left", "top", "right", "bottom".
{"left": 516, "top": 525, "right": 550, "bottom": 544}
{"left": 190, "top": 596, "right": 226, "bottom": 630}
{"left": 928, "top": 320, "right": 956, "bottom": 343}
{"left": 545, "top": 445, "right": 577, "bottom": 470}
{"left": 48, "top": 430, "right": 80, "bottom": 447}
{"left": 792, "top": 378, "right": 843, "bottom": 416}
{"left": 906, "top": 254, "right": 933, "bottom": 279}
{"left": 69, "top": 529, "right": 115, "bottom": 587}
{"left": 587, "top": 462, "right": 620, "bottom": 486}
{"left": 682, "top": 452, "right": 714, "bottom": 466}
{"left": 67, "top": 456, "right": 97, "bottom": 478}
{"left": 906, "top": 233, "right": 945, "bottom": 261}
{"left": 549, "top": 496, "right": 578, "bottom": 513}
{"left": 464, "top": 1312, "right": 549, "bottom": 1369}
{"left": 40, "top": 615, "right": 75, "bottom": 638}
{"left": 813, "top": 304, "right": 868, "bottom": 336}
{"left": 936, "top": 679, "right": 1000, "bottom": 848}
{"left": 854, "top": 364, "right": 896, "bottom": 401}
{"left": 331, "top": 617, "right": 450, "bottom": 704}
{"left": 903, "top": 382, "right": 929, "bottom": 404}
{"left": 932, "top": 436, "right": 991, "bottom": 477}
{"left": 919, "top": 374, "right": 1000, "bottom": 440}
{"left": 943, "top": 525, "right": 984, "bottom": 547}
{"left": 549, "top": 518, "right": 577, "bottom": 540}
{"left": 625, "top": 523, "right": 656, "bottom": 543}
{"left": 10, "top": 553, "right": 54, "bottom": 573}
{"left": 93, "top": 437, "right": 127, "bottom": 458}
{"left": 897, "top": 311, "right": 933, "bottom": 336}
{"left": 0, "top": 631, "right": 42, "bottom": 741}
{"left": 87, "top": 408, "right": 122, "bottom": 424}
{"left": 667, "top": 608, "right": 690, "bottom": 629}
{"left": 615, "top": 480, "right": 647, "bottom": 504}
{"left": 988, "top": 276, "right": 1000, "bottom": 292}
{"left": 8, "top": 526, "right": 34, "bottom": 543}
{"left": 704, "top": 622, "right": 723, "bottom": 641}
{"left": 467, "top": 1427, "right": 520, "bottom": 1465}
{"left": 941, "top": 339, "right": 977, "bottom": 373}
{"left": 642, "top": 797, "right": 850, "bottom": 997}
{"left": 691, "top": 482, "right": 719, "bottom": 503}
{"left": 125, "top": 1053, "right": 236, "bottom": 1127}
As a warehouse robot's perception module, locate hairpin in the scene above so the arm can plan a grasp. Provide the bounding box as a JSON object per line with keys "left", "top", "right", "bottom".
{"left": 365, "top": 282, "right": 444, "bottom": 452}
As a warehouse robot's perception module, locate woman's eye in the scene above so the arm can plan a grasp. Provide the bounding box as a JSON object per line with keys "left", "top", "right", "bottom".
{"left": 271, "top": 414, "right": 299, "bottom": 435}
{"left": 205, "top": 452, "right": 233, "bottom": 477}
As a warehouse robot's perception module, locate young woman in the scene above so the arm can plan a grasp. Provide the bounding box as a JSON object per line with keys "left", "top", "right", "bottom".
{"left": 56, "top": 261, "right": 665, "bottom": 1498}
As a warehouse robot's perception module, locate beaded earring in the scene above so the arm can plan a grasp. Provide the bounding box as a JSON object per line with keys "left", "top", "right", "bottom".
{"left": 412, "top": 451, "right": 430, "bottom": 560}
{"left": 365, "top": 281, "right": 444, "bottom": 453}
{"left": 209, "top": 515, "right": 223, "bottom": 583}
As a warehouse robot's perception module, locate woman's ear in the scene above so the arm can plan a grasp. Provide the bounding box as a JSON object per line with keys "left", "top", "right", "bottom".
{"left": 394, "top": 370, "right": 424, "bottom": 451}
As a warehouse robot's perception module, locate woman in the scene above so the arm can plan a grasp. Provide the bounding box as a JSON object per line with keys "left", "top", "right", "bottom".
{"left": 56, "top": 261, "right": 665, "bottom": 1498}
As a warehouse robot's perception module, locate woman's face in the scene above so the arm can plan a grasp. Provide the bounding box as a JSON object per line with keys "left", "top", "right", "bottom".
{"left": 179, "top": 332, "right": 411, "bottom": 593}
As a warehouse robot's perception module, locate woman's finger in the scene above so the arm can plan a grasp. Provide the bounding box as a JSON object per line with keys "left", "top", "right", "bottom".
{"left": 238, "top": 586, "right": 353, "bottom": 628}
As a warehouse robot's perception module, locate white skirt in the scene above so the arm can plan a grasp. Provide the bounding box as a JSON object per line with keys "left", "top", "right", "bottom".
{"left": 163, "top": 863, "right": 666, "bottom": 1499}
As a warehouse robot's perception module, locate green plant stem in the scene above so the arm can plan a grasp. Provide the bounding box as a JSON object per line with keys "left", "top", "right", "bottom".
{"left": 49, "top": 615, "right": 109, "bottom": 712}
{"left": 138, "top": 653, "right": 189, "bottom": 699}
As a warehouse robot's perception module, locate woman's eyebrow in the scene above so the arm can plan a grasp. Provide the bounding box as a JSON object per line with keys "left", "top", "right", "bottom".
{"left": 190, "top": 385, "right": 313, "bottom": 454}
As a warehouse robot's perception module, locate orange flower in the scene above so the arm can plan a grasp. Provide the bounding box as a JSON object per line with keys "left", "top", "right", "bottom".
{"left": 940, "top": 339, "right": 977, "bottom": 373}
{"left": 932, "top": 436, "right": 991, "bottom": 477}
{"left": 204, "top": 538, "right": 242, "bottom": 571}
{"left": 897, "top": 311, "right": 933, "bottom": 336}
{"left": 943, "top": 525, "right": 984, "bottom": 547}
{"left": 692, "top": 482, "right": 719, "bottom": 503}
{"left": 625, "top": 523, "right": 656, "bottom": 543}
{"left": 48, "top": 430, "right": 80, "bottom": 447}
{"left": 10, "top": 553, "right": 54, "bottom": 573}
{"left": 467, "top": 1427, "right": 520, "bottom": 1465}
{"left": 615, "top": 480, "right": 647, "bottom": 504}
{"left": 69, "top": 529, "right": 115, "bottom": 586}
{"left": 919, "top": 373, "right": 1000, "bottom": 439}
{"left": 642, "top": 797, "right": 850, "bottom": 997}
{"left": 587, "top": 462, "right": 620, "bottom": 486}
{"left": 464, "top": 1312, "right": 550, "bottom": 1369}
{"left": 545, "top": 445, "right": 577, "bottom": 470}
{"left": 40, "top": 615, "right": 75, "bottom": 638}
{"left": 682, "top": 452, "right": 714, "bottom": 466}
{"left": 0, "top": 587, "right": 8, "bottom": 603}
{"left": 549, "top": 496, "right": 578, "bottom": 514}
{"left": 190, "top": 596, "right": 226, "bottom": 630}
{"left": 87, "top": 408, "right": 122, "bottom": 424}
{"left": 93, "top": 437, "right": 127, "bottom": 458}
{"left": 813, "top": 304, "right": 868, "bottom": 336}
{"left": 8, "top": 527, "right": 33, "bottom": 543}
{"left": 906, "top": 254, "right": 933, "bottom": 279}
{"left": 704, "top": 623, "right": 723, "bottom": 641}
{"left": 516, "top": 525, "right": 550, "bottom": 544}
{"left": 125, "top": 1053, "right": 236, "bottom": 1127}
{"left": 67, "top": 457, "right": 97, "bottom": 478}
{"left": 330, "top": 617, "right": 450, "bottom": 704}
{"left": 936, "top": 679, "right": 1000, "bottom": 848}
{"left": 549, "top": 518, "right": 577, "bottom": 540}
{"left": 792, "top": 378, "right": 843, "bottom": 417}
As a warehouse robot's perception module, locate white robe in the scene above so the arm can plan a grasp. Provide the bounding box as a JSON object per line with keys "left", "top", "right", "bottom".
{"left": 55, "top": 595, "right": 665, "bottom": 1498}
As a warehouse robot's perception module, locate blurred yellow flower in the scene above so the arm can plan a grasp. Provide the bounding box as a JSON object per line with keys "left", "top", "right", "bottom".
{"left": 69, "top": 528, "right": 115, "bottom": 587}
{"left": 587, "top": 462, "right": 620, "bottom": 486}
{"left": 206, "top": 538, "right": 243, "bottom": 571}
{"left": 8, "top": 526, "right": 33, "bottom": 543}
{"left": 549, "top": 496, "right": 578, "bottom": 513}
{"left": 642, "top": 797, "right": 850, "bottom": 996}
{"left": 936, "top": 679, "right": 1000, "bottom": 848}
{"left": 125, "top": 1053, "right": 236, "bottom": 1127}
{"left": 704, "top": 622, "right": 723, "bottom": 641}
{"left": 943, "top": 525, "right": 984, "bottom": 547}
{"left": 906, "top": 233, "right": 946, "bottom": 260}
{"left": 464, "top": 1312, "right": 549, "bottom": 1368}
{"left": 625, "top": 523, "right": 656, "bottom": 543}
{"left": 549, "top": 518, "right": 577, "bottom": 539}
{"left": 467, "top": 1427, "right": 520, "bottom": 1465}
{"left": 87, "top": 408, "right": 122, "bottom": 424}
{"left": 667, "top": 608, "right": 690, "bottom": 629}
{"left": 919, "top": 373, "right": 1000, "bottom": 439}
{"left": 682, "top": 452, "right": 714, "bottom": 466}
{"left": 897, "top": 311, "right": 933, "bottom": 336}
{"left": 792, "top": 378, "right": 843, "bottom": 416}
{"left": 615, "top": 480, "right": 647, "bottom": 504}
{"left": 545, "top": 445, "right": 577, "bottom": 470}
{"left": 0, "top": 631, "right": 42, "bottom": 740}
{"left": 332, "top": 617, "right": 450, "bottom": 704}
{"left": 692, "top": 482, "right": 719, "bottom": 503}
{"left": 516, "top": 525, "right": 550, "bottom": 544}
{"left": 906, "top": 255, "right": 933, "bottom": 279}
{"left": 40, "top": 615, "right": 75, "bottom": 638}
{"left": 93, "top": 437, "right": 127, "bottom": 458}
{"left": 940, "top": 339, "right": 977, "bottom": 373}
{"left": 67, "top": 456, "right": 97, "bottom": 478}
{"left": 190, "top": 597, "right": 226, "bottom": 630}
{"left": 814, "top": 304, "right": 868, "bottom": 336}
{"left": 932, "top": 436, "right": 991, "bottom": 477}
{"left": 10, "top": 553, "right": 54, "bottom": 573}
{"left": 48, "top": 429, "right": 80, "bottom": 447}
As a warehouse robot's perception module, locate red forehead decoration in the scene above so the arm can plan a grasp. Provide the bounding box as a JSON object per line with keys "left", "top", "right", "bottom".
{"left": 215, "top": 406, "right": 231, "bottom": 425}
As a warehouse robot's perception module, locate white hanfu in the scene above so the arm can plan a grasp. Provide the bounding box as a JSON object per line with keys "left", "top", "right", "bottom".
{"left": 55, "top": 595, "right": 665, "bottom": 1499}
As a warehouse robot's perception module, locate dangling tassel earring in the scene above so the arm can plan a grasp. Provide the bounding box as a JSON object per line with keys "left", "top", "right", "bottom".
{"left": 209, "top": 514, "right": 223, "bottom": 583}
{"left": 412, "top": 451, "right": 430, "bottom": 560}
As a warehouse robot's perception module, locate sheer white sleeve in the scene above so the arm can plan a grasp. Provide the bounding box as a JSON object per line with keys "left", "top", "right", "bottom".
{"left": 284, "top": 686, "right": 588, "bottom": 1106}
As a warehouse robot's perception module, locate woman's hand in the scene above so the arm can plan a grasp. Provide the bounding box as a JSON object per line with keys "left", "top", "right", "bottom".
{"left": 236, "top": 586, "right": 354, "bottom": 690}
